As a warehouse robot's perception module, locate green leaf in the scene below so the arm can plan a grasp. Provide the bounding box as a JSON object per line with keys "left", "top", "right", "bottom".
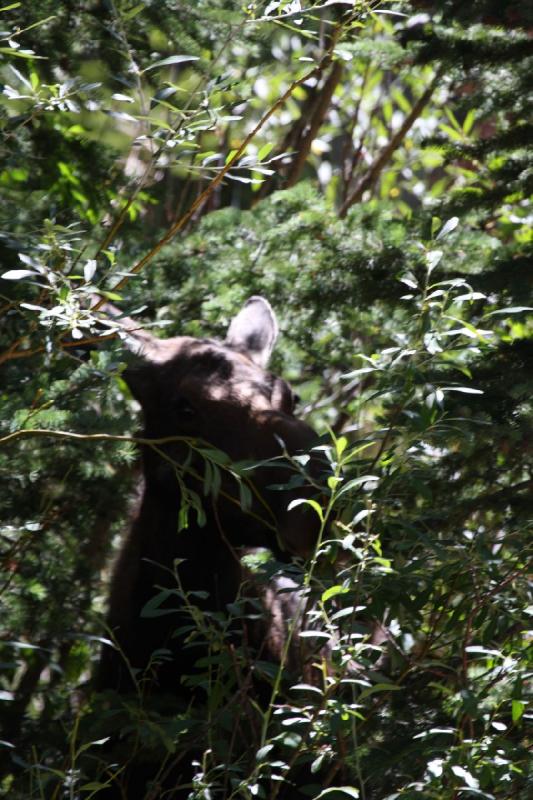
{"left": 112, "top": 92, "right": 134, "bottom": 103}
{"left": 123, "top": 2, "right": 145, "bottom": 20}
{"left": 439, "top": 123, "right": 463, "bottom": 141}
{"left": 299, "top": 630, "right": 331, "bottom": 641}
{"left": 337, "top": 475, "right": 380, "bottom": 498}
{"left": 239, "top": 481, "right": 252, "bottom": 512}
{"left": 290, "top": 683, "right": 324, "bottom": 696}
{"left": 178, "top": 503, "right": 189, "bottom": 531}
{"left": 444, "top": 107, "right": 463, "bottom": 133}
{"left": 512, "top": 700, "right": 525, "bottom": 722}
{"left": 80, "top": 783, "right": 112, "bottom": 791}
{"left": 314, "top": 788, "right": 359, "bottom": 799}
{"left": 400, "top": 272, "right": 418, "bottom": 289}
{"left": 225, "top": 149, "right": 239, "bottom": 164}
{"left": 311, "top": 753, "right": 326, "bottom": 774}
{"left": 322, "top": 584, "right": 349, "bottom": 603}
{"left": 258, "top": 142, "right": 274, "bottom": 160}
{"left": 451, "top": 765, "right": 479, "bottom": 789}
{"left": 83, "top": 259, "right": 96, "bottom": 282}
{"left": 413, "top": 728, "right": 455, "bottom": 739}
{"left": 359, "top": 683, "right": 402, "bottom": 700}
{"left": 426, "top": 249, "right": 443, "bottom": 274}
{"left": 441, "top": 386, "right": 483, "bottom": 395}
{"left": 335, "top": 435, "right": 348, "bottom": 458}
{"left": 143, "top": 55, "right": 199, "bottom": 72}
{"left": 75, "top": 737, "right": 110, "bottom": 756}
{"left": 226, "top": 174, "right": 263, "bottom": 185}
{"left": 463, "top": 109, "right": 476, "bottom": 135}
{"left": 256, "top": 744, "right": 274, "bottom": 762}
{"left": 391, "top": 87, "right": 411, "bottom": 114}
{"left": 486, "top": 306, "right": 533, "bottom": 316}
{"left": 287, "top": 498, "right": 324, "bottom": 522}
{"left": 141, "top": 589, "right": 179, "bottom": 618}
{"left": 2, "top": 269, "right": 37, "bottom": 280}
{"left": 328, "top": 475, "right": 342, "bottom": 491}
{"left": 436, "top": 217, "right": 459, "bottom": 240}
{"left": 0, "top": 47, "right": 46, "bottom": 59}
{"left": 199, "top": 447, "right": 230, "bottom": 466}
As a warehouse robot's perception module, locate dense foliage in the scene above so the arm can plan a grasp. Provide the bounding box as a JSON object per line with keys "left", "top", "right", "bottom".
{"left": 1, "top": 2, "right": 530, "bottom": 798}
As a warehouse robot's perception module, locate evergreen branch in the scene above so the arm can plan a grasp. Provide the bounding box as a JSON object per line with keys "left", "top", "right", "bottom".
{"left": 0, "top": 428, "right": 285, "bottom": 531}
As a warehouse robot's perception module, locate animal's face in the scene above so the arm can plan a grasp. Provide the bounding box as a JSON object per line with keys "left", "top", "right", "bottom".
{"left": 126, "top": 337, "right": 305, "bottom": 454}
{"left": 120, "top": 298, "right": 323, "bottom": 558}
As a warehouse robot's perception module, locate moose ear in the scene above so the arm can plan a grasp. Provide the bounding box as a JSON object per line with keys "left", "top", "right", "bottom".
{"left": 225, "top": 296, "right": 279, "bottom": 368}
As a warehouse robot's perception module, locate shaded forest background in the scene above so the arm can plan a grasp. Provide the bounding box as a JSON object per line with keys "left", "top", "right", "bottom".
{"left": 0, "top": 1, "right": 531, "bottom": 798}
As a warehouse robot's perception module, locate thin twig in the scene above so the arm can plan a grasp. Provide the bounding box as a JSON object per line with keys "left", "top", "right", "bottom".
{"left": 339, "top": 67, "right": 443, "bottom": 217}
{"left": 92, "top": 59, "right": 330, "bottom": 310}
{"left": 285, "top": 60, "right": 344, "bottom": 189}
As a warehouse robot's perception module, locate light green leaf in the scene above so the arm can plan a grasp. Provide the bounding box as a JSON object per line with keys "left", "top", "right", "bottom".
{"left": 322, "top": 584, "right": 349, "bottom": 603}
{"left": 123, "top": 2, "right": 145, "bottom": 20}
{"left": 258, "top": 142, "right": 274, "bottom": 160}
{"left": 100, "top": 291, "right": 123, "bottom": 301}
{"left": 512, "top": 699, "right": 525, "bottom": 722}
{"left": 463, "top": 109, "right": 476, "bottom": 135}
{"left": 0, "top": 47, "right": 46, "bottom": 59}
{"left": 335, "top": 435, "right": 348, "bottom": 458}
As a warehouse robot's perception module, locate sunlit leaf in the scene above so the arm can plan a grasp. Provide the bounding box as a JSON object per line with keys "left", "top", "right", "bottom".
{"left": 314, "top": 787, "right": 360, "bottom": 799}
{"left": 2, "top": 269, "right": 37, "bottom": 280}
{"left": 441, "top": 386, "right": 483, "bottom": 395}
{"left": 436, "top": 217, "right": 459, "bottom": 239}
{"left": 143, "top": 55, "right": 200, "bottom": 72}
{"left": 322, "top": 584, "right": 349, "bottom": 603}
{"left": 287, "top": 498, "right": 324, "bottom": 522}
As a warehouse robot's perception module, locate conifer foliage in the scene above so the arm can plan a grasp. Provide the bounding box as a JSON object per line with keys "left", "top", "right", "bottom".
{"left": 0, "top": 2, "right": 530, "bottom": 798}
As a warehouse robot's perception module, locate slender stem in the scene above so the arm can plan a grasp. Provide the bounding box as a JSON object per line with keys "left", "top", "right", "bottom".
{"left": 92, "top": 60, "right": 328, "bottom": 309}
{"left": 0, "top": 428, "right": 279, "bottom": 530}
{"left": 339, "top": 68, "right": 443, "bottom": 216}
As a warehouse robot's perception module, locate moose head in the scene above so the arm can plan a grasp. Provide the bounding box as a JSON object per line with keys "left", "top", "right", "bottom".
{"left": 97, "top": 297, "right": 326, "bottom": 694}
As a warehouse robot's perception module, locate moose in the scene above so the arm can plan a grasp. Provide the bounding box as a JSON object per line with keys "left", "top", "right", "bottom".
{"left": 95, "top": 297, "right": 328, "bottom": 797}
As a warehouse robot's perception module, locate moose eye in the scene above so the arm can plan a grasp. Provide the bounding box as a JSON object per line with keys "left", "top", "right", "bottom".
{"left": 174, "top": 396, "right": 196, "bottom": 417}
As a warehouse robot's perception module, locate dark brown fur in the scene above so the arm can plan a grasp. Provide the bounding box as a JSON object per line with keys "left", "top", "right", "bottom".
{"left": 97, "top": 297, "right": 324, "bottom": 702}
